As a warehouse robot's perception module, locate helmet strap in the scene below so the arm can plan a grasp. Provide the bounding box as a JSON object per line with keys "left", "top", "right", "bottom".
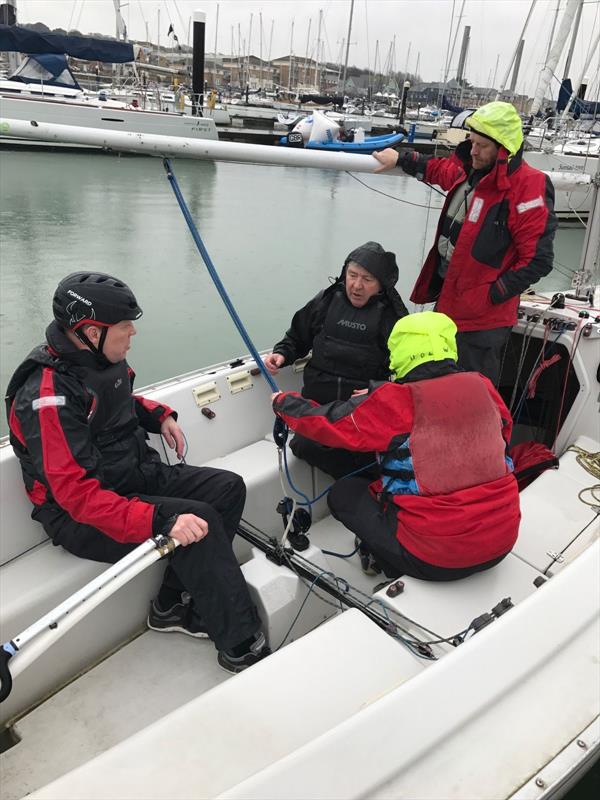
{"left": 73, "top": 325, "right": 109, "bottom": 357}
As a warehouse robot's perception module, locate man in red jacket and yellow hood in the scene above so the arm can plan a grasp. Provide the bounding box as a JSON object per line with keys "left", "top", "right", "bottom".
{"left": 374, "top": 101, "right": 557, "bottom": 385}
{"left": 272, "top": 311, "right": 520, "bottom": 581}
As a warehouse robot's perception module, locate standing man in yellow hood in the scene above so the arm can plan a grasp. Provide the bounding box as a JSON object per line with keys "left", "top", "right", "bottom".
{"left": 374, "top": 101, "right": 557, "bottom": 384}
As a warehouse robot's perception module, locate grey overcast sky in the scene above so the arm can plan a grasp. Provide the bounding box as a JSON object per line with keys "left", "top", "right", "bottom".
{"left": 16, "top": 0, "right": 600, "bottom": 98}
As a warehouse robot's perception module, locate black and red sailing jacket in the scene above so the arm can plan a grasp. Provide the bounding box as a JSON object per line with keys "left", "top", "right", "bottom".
{"left": 411, "top": 145, "right": 557, "bottom": 332}
{"left": 274, "top": 371, "right": 520, "bottom": 568}
{"left": 6, "top": 323, "right": 176, "bottom": 544}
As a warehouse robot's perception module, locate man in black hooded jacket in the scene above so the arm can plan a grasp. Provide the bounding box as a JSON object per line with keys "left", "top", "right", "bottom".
{"left": 264, "top": 241, "right": 408, "bottom": 478}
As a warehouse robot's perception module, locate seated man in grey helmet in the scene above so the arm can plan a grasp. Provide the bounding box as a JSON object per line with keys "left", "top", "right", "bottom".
{"left": 265, "top": 241, "right": 408, "bottom": 479}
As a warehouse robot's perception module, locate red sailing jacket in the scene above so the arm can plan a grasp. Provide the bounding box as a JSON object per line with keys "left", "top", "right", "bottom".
{"left": 274, "top": 371, "right": 520, "bottom": 568}
{"left": 6, "top": 326, "right": 176, "bottom": 544}
{"left": 410, "top": 145, "right": 557, "bottom": 332}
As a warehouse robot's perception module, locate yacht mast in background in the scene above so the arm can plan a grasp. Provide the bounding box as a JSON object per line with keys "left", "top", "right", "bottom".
{"left": 341, "top": 0, "right": 355, "bottom": 97}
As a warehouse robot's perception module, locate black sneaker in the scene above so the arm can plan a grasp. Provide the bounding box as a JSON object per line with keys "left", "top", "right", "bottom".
{"left": 355, "top": 537, "right": 382, "bottom": 576}
{"left": 147, "top": 594, "right": 209, "bottom": 639}
{"left": 217, "top": 632, "right": 271, "bottom": 674}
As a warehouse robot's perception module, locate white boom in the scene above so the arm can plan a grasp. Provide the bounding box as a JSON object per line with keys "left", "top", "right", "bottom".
{"left": 0, "top": 117, "right": 594, "bottom": 191}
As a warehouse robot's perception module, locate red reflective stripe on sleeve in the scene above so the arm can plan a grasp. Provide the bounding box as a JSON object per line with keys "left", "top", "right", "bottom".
{"left": 133, "top": 393, "right": 175, "bottom": 422}
{"left": 38, "top": 369, "right": 154, "bottom": 543}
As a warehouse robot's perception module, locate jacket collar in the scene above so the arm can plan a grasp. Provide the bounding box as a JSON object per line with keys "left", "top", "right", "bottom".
{"left": 479, "top": 143, "right": 523, "bottom": 192}
{"left": 396, "top": 359, "right": 462, "bottom": 383}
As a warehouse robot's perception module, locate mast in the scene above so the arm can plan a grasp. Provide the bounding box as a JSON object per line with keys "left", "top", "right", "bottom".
{"left": 404, "top": 41, "right": 411, "bottom": 78}
{"left": 530, "top": 0, "right": 581, "bottom": 115}
{"left": 496, "top": 0, "right": 537, "bottom": 99}
{"left": 259, "top": 12, "right": 263, "bottom": 89}
{"left": 213, "top": 3, "right": 219, "bottom": 89}
{"left": 341, "top": 0, "right": 355, "bottom": 97}
{"left": 489, "top": 53, "right": 500, "bottom": 97}
{"left": 440, "top": 0, "right": 465, "bottom": 108}
{"left": 509, "top": 39, "right": 525, "bottom": 95}
{"left": 268, "top": 19, "right": 274, "bottom": 88}
{"left": 315, "top": 8, "right": 322, "bottom": 91}
{"left": 456, "top": 25, "right": 470, "bottom": 85}
{"left": 337, "top": 39, "right": 345, "bottom": 93}
{"left": 288, "top": 20, "right": 295, "bottom": 94}
{"left": 303, "top": 18, "right": 312, "bottom": 86}
{"left": 246, "top": 13, "right": 253, "bottom": 90}
{"left": 237, "top": 24, "right": 242, "bottom": 89}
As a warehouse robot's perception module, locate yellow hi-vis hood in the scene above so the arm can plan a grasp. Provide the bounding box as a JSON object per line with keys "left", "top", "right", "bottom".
{"left": 466, "top": 101, "right": 523, "bottom": 157}
{"left": 388, "top": 312, "right": 458, "bottom": 380}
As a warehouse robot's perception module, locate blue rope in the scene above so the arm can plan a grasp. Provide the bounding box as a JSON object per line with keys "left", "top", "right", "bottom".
{"left": 163, "top": 158, "right": 279, "bottom": 393}
{"left": 163, "top": 158, "right": 376, "bottom": 520}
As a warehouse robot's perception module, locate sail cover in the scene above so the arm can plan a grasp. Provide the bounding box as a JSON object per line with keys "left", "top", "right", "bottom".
{"left": 9, "top": 53, "right": 81, "bottom": 89}
{"left": 0, "top": 24, "right": 136, "bottom": 63}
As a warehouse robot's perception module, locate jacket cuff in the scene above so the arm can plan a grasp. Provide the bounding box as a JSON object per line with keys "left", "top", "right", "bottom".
{"left": 490, "top": 277, "right": 509, "bottom": 305}
{"left": 153, "top": 506, "right": 177, "bottom": 536}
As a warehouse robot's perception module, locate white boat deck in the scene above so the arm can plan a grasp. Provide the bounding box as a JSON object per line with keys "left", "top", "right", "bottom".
{"left": 1, "top": 326, "right": 599, "bottom": 799}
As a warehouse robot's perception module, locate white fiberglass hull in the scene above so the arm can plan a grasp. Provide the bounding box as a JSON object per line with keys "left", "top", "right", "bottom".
{"left": 0, "top": 94, "right": 218, "bottom": 145}
{"left": 525, "top": 150, "right": 597, "bottom": 218}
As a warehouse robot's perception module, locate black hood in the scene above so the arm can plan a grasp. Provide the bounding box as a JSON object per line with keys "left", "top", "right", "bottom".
{"left": 343, "top": 241, "right": 399, "bottom": 288}
{"left": 338, "top": 241, "right": 408, "bottom": 319}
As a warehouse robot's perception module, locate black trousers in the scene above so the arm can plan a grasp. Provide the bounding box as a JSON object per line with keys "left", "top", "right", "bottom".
{"left": 290, "top": 434, "right": 378, "bottom": 481}
{"left": 456, "top": 327, "right": 512, "bottom": 385}
{"left": 32, "top": 463, "right": 261, "bottom": 651}
{"left": 328, "top": 477, "right": 507, "bottom": 581}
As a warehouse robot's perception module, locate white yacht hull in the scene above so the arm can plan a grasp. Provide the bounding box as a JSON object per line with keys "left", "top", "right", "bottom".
{"left": 525, "top": 150, "right": 597, "bottom": 219}
{"left": 0, "top": 93, "right": 218, "bottom": 146}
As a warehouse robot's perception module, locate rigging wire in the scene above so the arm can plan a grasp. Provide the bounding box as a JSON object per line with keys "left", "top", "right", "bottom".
{"left": 345, "top": 171, "right": 446, "bottom": 208}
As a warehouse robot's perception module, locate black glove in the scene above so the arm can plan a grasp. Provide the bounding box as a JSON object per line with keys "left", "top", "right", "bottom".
{"left": 396, "top": 149, "right": 423, "bottom": 177}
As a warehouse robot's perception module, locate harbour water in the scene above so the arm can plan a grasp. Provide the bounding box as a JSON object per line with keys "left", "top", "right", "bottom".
{"left": 0, "top": 148, "right": 585, "bottom": 438}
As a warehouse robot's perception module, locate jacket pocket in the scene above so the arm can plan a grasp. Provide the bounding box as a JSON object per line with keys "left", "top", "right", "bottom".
{"left": 471, "top": 200, "right": 512, "bottom": 269}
